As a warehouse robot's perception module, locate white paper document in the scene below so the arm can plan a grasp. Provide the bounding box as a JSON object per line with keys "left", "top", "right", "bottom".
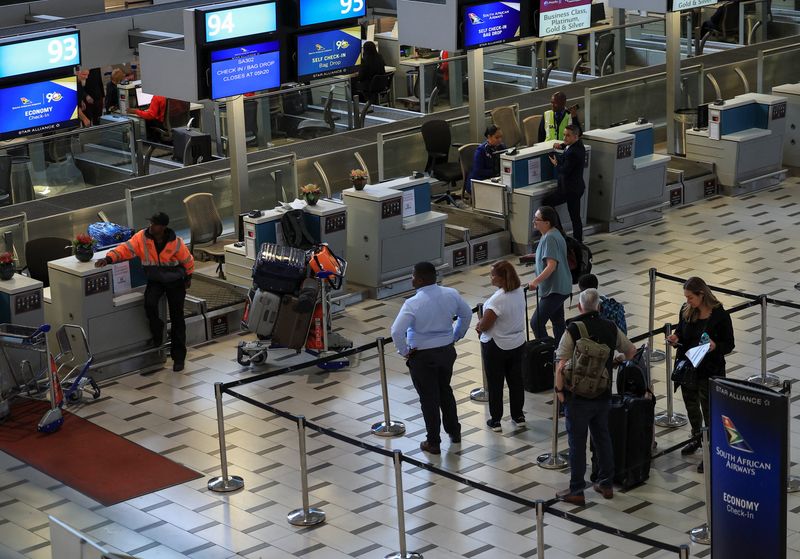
{"left": 686, "top": 343, "right": 711, "bottom": 368}
{"left": 112, "top": 261, "right": 131, "bottom": 294}
{"left": 527, "top": 157, "right": 541, "bottom": 184}
{"left": 402, "top": 189, "right": 416, "bottom": 218}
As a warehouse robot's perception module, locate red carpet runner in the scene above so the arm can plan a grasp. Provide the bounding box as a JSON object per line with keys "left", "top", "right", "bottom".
{"left": 0, "top": 400, "right": 202, "bottom": 506}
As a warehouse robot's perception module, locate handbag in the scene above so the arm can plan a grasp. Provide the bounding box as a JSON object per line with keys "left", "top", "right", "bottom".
{"left": 671, "top": 358, "right": 697, "bottom": 392}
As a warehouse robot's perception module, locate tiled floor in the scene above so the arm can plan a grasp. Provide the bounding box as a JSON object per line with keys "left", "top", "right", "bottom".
{"left": 3, "top": 179, "right": 800, "bottom": 558}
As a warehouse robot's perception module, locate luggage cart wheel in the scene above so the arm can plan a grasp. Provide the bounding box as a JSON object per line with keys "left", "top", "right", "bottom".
{"left": 68, "top": 391, "right": 82, "bottom": 404}
{"left": 237, "top": 343, "right": 251, "bottom": 367}
{"left": 250, "top": 352, "right": 266, "bottom": 366}
{"left": 89, "top": 379, "right": 101, "bottom": 399}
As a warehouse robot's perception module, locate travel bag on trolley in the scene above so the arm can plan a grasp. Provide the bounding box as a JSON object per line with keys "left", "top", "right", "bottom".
{"left": 252, "top": 243, "right": 307, "bottom": 294}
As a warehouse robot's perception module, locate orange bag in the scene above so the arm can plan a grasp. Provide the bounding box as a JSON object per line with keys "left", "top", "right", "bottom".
{"left": 308, "top": 244, "right": 345, "bottom": 289}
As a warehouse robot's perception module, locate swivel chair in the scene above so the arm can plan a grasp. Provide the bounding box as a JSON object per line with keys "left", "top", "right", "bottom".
{"left": 595, "top": 33, "right": 615, "bottom": 76}
{"left": 359, "top": 72, "right": 393, "bottom": 106}
{"left": 490, "top": 106, "right": 523, "bottom": 148}
{"left": 522, "top": 115, "right": 543, "bottom": 146}
{"left": 150, "top": 99, "right": 191, "bottom": 144}
{"left": 421, "top": 119, "right": 463, "bottom": 205}
{"left": 182, "top": 193, "right": 227, "bottom": 278}
{"left": 25, "top": 237, "right": 72, "bottom": 288}
{"left": 458, "top": 143, "right": 479, "bottom": 203}
{"left": 296, "top": 86, "right": 336, "bottom": 139}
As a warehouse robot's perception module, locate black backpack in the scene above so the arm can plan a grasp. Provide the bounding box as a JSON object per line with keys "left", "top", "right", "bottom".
{"left": 565, "top": 236, "right": 592, "bottom": 285}
{"left": 280, "top": 210, "right": 315, "bottom": 249}
{"left": 616, "top": 345, "right": 649, "bottom": 397}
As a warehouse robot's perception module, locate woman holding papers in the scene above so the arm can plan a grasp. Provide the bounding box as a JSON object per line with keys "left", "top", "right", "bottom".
{"left": 666, "top": 277, "right": 734, "bottom": 471}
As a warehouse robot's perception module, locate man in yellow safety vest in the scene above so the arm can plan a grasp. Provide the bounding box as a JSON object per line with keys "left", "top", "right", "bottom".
{"left": 538, "top": 91, "right": 582, "bottom": 143}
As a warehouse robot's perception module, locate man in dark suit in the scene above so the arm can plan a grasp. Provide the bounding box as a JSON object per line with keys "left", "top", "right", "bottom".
{"left": 545, "top": 124, "right": 586, "bottom": 241}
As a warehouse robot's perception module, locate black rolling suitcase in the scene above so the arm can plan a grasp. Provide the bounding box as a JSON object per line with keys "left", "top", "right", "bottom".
{"left": 272, "top": 279, "right": 319, "bottom": 351}
{"left": 606, "top": 394, "right": 656, "bottom": 489}
{"left": 522, "top": 287, "right": 555, "bottom": 392}
{"left": 252, "top": 243, "right": 307, "bottom": 294}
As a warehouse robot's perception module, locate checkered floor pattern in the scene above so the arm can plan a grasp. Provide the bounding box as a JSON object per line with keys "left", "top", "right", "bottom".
{"left": 2, "top": 179, "right": 800, "bottom": 558}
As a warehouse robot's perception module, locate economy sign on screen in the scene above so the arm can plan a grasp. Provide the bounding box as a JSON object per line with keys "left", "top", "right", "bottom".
{"left": 297, "top": 27, "right": 362, "bottom": 80}
{"left": 0, "top": 76, "right": 79, "bottom": 139}
{"left": 0, "top": 31, "right": 80, "bottom": 80}
{"left": 300, "top": 0, "right": 366, "bottom": 27}
{"left": 202, "top": 2, "right": 277, "bottom": 43}
{"left": 210, "top": 41, "right": 280, "bottom": 99}
{"left": 539, "top": 0, "right": 592, "bottom": 36}
{"left": 463, "top": 2, "right": 521, "bottom": 49}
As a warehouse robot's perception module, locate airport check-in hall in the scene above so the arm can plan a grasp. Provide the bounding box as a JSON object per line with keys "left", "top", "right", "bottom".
{"left": 0, "top": 0, "right": 800, "bottom": 556}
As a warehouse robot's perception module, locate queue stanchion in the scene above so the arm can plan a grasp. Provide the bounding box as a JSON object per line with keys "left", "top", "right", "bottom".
{"left": 371, "top": 337, "right": 406, "bottom": 437}
{"left": 386, "top": 450, "right": 423, "bottom": 559}
{"left": 535, "top": 499, "right": 546, "bottom": 559}
{"left": 537, "top": 390, "right": 568, "bottom": 469}
{"left": 648, "top": 268, "right": 665, "bottom": 363}
{"left": 655, "top": 324, "right": 688, "bottom": 428}
{"left": 678, "top": 544, "right": 690, "bottom": 558}
{"left": 208, "top": 382, "right": 244, "bottom": 493}
{"left": 689, "top": 427, "right": 711, "bottom": 545}
{"left": 470, "top": 303, "right": 489, "bottom": 403}
{"left": 783, "top": 381, "right": 800, "bottom": 493}
{"left": 287, "top": 416, "right": 326, "bottom": 526}
{"left": 747, "top": 295, "right": 780, "bottom": 387}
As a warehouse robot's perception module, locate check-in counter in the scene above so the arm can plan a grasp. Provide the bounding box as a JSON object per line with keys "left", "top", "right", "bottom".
{"left": 770, "top": 83, "right": 800, "bottom": 168}
{"left": 582, "top": 122, "right": 670, "bottom": 231}
{"left": 472, "top": 143, "right": 590, "bottom": 254}
{"left": 685, "top": 93, "right": 787, "bottom": 195}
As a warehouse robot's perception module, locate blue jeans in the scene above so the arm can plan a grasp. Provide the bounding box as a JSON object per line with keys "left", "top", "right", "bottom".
{"left": 564, "top": 396, "right": 614, "bottom": 494}
{"left": 530, "top": 292, "right": 568, "bottom": 343}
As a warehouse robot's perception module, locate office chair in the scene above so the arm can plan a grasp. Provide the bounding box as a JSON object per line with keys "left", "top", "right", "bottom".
{"left": 365, "top": 72, "right": 393, "bottom": 106}
{"left": 522, "top": 115, "right": 543, "bottom": 146}
{"left": 296, "top": 86, "right": 336, "bottom": 139}
{"left": 458, "top": 143, "right": 479, "bottom": 204}
{"left": 0, "top": 156, "right": 15, "bottom": 207}
{"left": 397, "top": 66, "right": 440, "bottom": 112}
{"left": 182, "top": 193, "right": 227, "bottom": 278}
{"left": 25, "top": 238, "right": 71, "bottom": 288}
{"left": 595, "top": 33, "right": 615, "bottom": 76}
{"left": 150, "top": 99, "right": 191, "bottom": 144}
{"left": 421, "top": 119, "right": 463, "bottom": 205}
{"left": 490, "top": 106, "right": 523, "bottom": 148}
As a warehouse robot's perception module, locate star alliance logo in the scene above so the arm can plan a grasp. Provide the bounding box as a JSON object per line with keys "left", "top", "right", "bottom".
{"left": 722, "top": 415, "right": 754, "bottom": 453}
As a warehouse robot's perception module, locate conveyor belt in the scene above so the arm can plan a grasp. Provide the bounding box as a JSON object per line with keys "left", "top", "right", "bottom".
{"left": 439, "top": 207, "right": 505, "bottom": 238}
{"left": 187, "top": 276, "right": 247, "bottom": 313}
{"left": 667, "top": 157, "right": 715, "bottom": 181}
{"left": 445, "top": 228, "right": 464, "bottom": 246}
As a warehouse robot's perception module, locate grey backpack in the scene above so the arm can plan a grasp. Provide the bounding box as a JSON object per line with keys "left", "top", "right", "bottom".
{"left": 564, "top": 322, "right": 612, "bottom": 398}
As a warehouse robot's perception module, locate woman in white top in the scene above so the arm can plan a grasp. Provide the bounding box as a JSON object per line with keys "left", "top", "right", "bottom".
{"left": 475, "top": 260, "right": 527, "bottom": 432}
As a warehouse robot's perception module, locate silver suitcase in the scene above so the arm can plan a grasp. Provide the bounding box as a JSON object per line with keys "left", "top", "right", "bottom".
{"left": 246, "top": 289, "right": 282, "bottom": 338}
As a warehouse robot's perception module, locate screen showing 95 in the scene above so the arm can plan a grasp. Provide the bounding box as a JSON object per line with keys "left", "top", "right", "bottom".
{"left": 297, "top": 27, "right": 362, "bottom": 79}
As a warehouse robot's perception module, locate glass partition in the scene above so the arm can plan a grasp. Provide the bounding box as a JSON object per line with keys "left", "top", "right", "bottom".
{"left": 759, "top": 44, "right": 800, "bottom": 92}
{"left": 125, "top": 154, "right": 296, "bottom": 240}
{"left": 0, "top": 120, "right": 135, "bottom": 206}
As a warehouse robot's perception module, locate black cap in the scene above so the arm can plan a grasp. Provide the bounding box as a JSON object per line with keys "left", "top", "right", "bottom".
{"left": 149, "top": 212, "right": 169, "bottom": 226}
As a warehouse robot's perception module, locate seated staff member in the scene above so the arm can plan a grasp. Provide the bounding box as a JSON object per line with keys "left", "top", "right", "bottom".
{"left": 465, "top": 125, "right": 505, "bottom": 196}
{"left": 128, "top": 94, "right": 167, "bottom": 142}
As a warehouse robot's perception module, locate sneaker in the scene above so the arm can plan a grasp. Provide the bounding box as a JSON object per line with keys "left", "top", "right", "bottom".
{"left": 420, "top": 440, "right": 441, "bottom": 455}
{"left": 593, "top": 483, "right": 614, "bottom": 499}
{"left": 681, "top": 440, "right": 701, "bottom": 455}
{"left": 173, "top": 362, "right": 185, "bottom": 372}
{"left": 511, "top": 416, "right": 526, "bottom": 427}
{"left": 556, "top": 488, "right": 586, "bottom": 506}
{"left": 486, "top": 419, "right": 502, "bottom": 432}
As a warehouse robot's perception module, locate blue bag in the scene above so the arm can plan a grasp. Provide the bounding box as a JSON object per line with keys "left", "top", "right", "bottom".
{"left": 88, "top": 222, "right": 134, "bottom": 248}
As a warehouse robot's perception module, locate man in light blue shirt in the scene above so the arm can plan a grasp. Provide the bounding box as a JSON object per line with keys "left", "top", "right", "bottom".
{"left": 390, "top": 262, "right": 473, "bottom": 455}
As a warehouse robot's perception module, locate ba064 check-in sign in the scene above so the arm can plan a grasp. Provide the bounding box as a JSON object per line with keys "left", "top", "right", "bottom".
{"left": 538, "top": 0, "right": 592, "bottom": 36}
{"left": 710, "top": 378, "right": 787, "bottom": 559}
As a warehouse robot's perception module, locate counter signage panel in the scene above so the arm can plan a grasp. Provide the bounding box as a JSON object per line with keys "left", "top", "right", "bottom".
{"left": 297, "top": 26, "right": 362, "bottom": 79}
{"left": 0, "top": 31, "right": 80, "bottom": 81}
{"left": 201, "top": 2, "right": 277, "bottom": 44}
{"left": 539, "top": 0, "right": 592, "bottom": 36}
{"left": 668, "top": 0, "right": 716, "bottom": 11}
{"left": 300, "top": 0, "right": 366, "bottom": 27}
{"left": 463, "top": 1, "right": 521, "bottom": 49}
{"left": 0, "top": 76, "right": 79, "bottom": 140}
{"left": 210, "top": 40, "right": 280, "bottom": 99}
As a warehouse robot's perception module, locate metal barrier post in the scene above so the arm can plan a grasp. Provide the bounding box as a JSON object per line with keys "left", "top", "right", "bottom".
{"left": 747, "top": 295, "right": 780, "bottom": 387}
{"left": 470, "top": 303, "right": 489, "bottom": 402}
{"left": 208, "top": 382, "right": 244, "bottom": 493}
{"left": 537, "top": 392, "right": 568, "bottom": 469}
{"left": 288, "top": 416, "right": 326, "bottom": 526}
{"left": 372, "top": 338, "right": 407, "bottom": 437}
{"left": 678, "top": 544, "right": 690, "bottom": 559}
{"left": 784, "top": 381, "right": 800, "bottom": 493}
{"left": 690, "top": 428, "right": 711, "bottom": 545}
{"left": 648, "top": 268, "right": 665, "bottom": 363}
{"left": 655, "top": 323, "right": 688, "bottom": 428}
{"left": 535, "top": 499, "right": 546, "bottom": 559}
{"left": 386, "top": 450, "right": 423, "bottom": 559}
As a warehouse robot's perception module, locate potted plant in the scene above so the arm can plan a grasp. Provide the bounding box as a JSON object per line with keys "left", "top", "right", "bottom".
{"left": 72, "top": 233, "right": 96, "bottom": 263}
{"left": 0, "top": 252, "right": 14, "bottom": 281}
{"left": 301, "top": 184, "right": 321, "bottom": 206}
{"left": 350, "top": 169, "right": 368, "bottom": 191}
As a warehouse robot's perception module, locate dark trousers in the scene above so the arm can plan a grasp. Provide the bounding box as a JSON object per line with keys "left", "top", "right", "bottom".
{"left": 543, "top": 188, "right": 584, "bottom": 241}
{"left": 144, "top": 279, "right": 187, "bottom": 363}
{"left": 531, "top": 292, "right": 569, "bottom": 344}
{"left": 565, "top": 397, "right": 614, "bottom": 494}
{"left": 682, "top": 377, "right": 710, "bottom": 436}
{"left": 407, "top": 344, "right": 460, "bottom": 445}
{"left": 481, "top": 339, "right": 525, "bottom": 422}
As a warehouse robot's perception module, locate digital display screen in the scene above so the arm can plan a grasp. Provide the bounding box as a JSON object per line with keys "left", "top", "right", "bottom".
{"left": 296, "top": 27, "right": 362, "bottom": 80}
{"left": 201, "top": 2, "right": 277, "bottom": 44}
{"left": 210, "top": 40, "right": 280, "bottom": 99}
{"left": 539, "top": 0, "right": 592, "bottom": 36}
{"left": 0, "top": 30, "right": 80, "bottom": 80}
{"left": 669, "top": 0, "right": 716, "bottom": 10}
{"left": 0, "top": 76, "right": 79, "bottom": 140}
{"left": 300, "top": 0, "right": 366, "bottom": 27}
{"left": 463, "top": 2, "right": 521, "bottom": 49}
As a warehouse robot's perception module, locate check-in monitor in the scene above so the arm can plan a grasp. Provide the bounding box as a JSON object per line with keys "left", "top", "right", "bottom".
{"left": 462, "top": 1, "right": 521, "bottom": 49}
{"left": 296, "top": 26, "right": 362, "bottom": 80}
{"left": 300, "top": 0, "right": 365, "bottom": 27}
{"left": 135, "top": 88, "right": 154, "bottom": 107}
{"left": 0, "top": 76, "right": 79, "bottom": 140}
{"left": 209, "top": 40, "right": 280, "bottom": 99}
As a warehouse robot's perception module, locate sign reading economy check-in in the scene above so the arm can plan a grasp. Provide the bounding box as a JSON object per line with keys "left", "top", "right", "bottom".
{"left": 710, "top": 378, "right": 787, "bottom": 559}
{"left": 538, "top": 0, "right": 593, "bottom": 36}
